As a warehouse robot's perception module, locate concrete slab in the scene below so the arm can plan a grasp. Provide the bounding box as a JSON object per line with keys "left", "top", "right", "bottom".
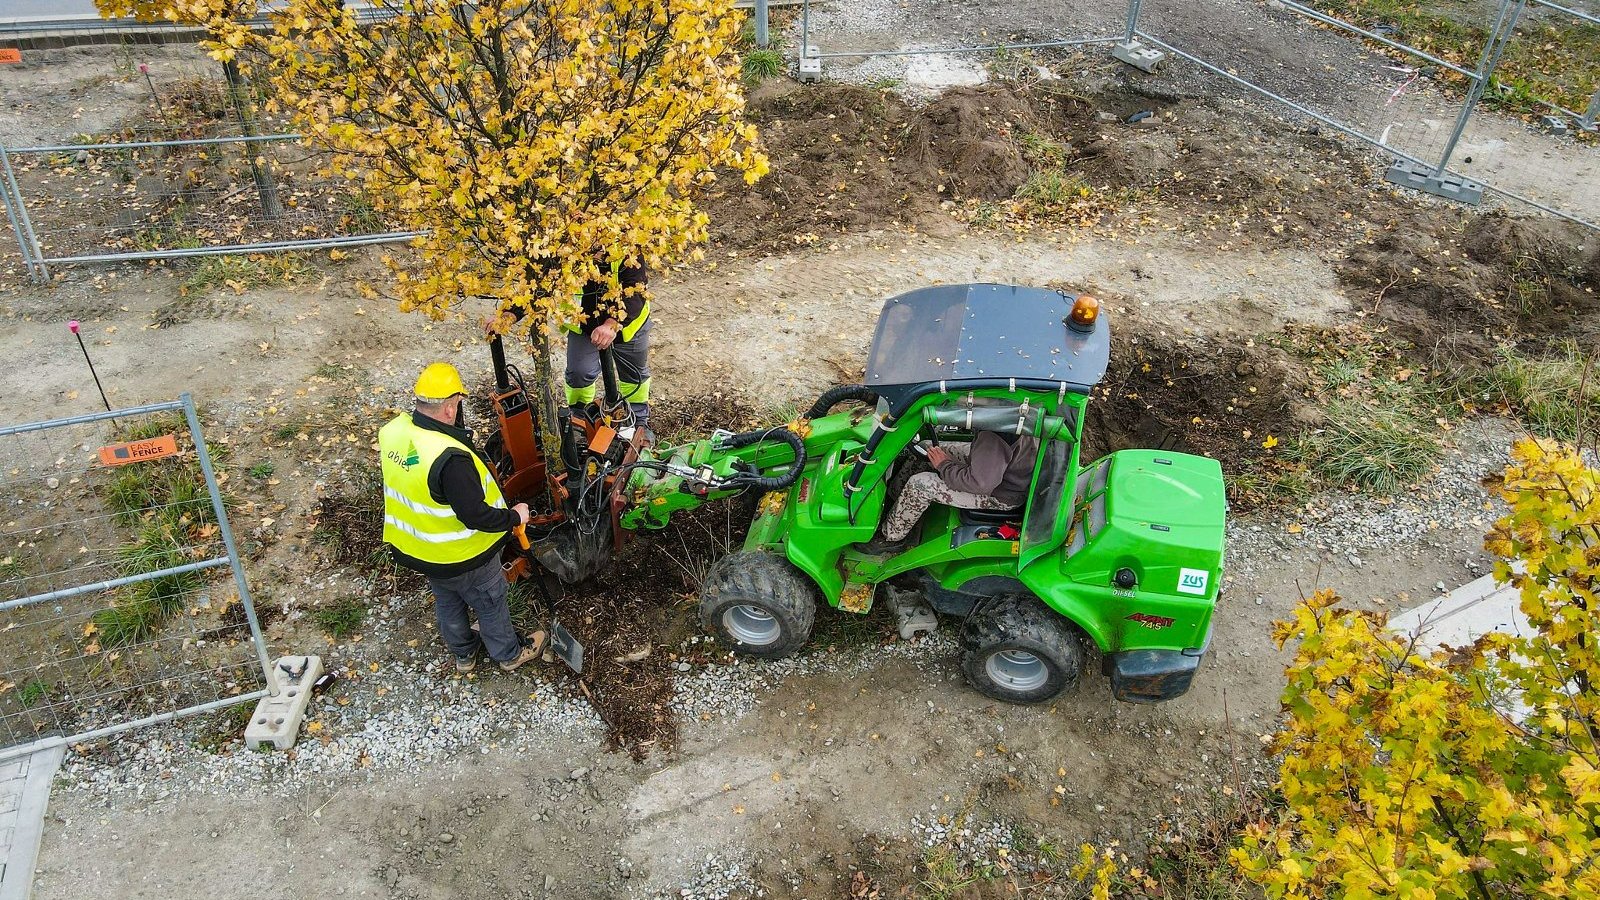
{"left": 1383, "top": 159, "right": 1485, "bottom": 205}
{"left": 0, "top": 743, "right": 66, "bottom": 900}
{"left": 1388, "top": 572, "right": 1530, "bottom": 653}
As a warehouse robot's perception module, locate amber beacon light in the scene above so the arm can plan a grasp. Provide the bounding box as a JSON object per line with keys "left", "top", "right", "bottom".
{"left": 1067, "top": 294, "right": 1100, "bottom": 332}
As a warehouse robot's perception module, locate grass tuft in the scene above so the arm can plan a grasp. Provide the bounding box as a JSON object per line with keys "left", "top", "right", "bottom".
{"left": 741, "top": 49, "right": 784, "bottom": 85}
{"left": 18, "top": 680, "right": 49, "bottom": 708}
{"left": 183, "top": 252, "right": 312, "bottom": 295}
{"left": 1476, "top": 343, "right": 1600, "bottom": 441}
{"left": 92, "top": 597, "right": 163, "bottom": 648}
{"left": 312, "top": 598, "right": 367, "bottom": 639}
{"left": 1296, "top": 396, "right": 1441, "bottom": 495}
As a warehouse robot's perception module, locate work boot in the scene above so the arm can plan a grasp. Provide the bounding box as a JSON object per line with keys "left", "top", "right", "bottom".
{"left": 498, "top": 630, "right": 548, "bottom": 672}
{"left": 854, "top": 535, "right": 909, "bottom": 556}
{"left": 454, "top": 656, "right": 478, "bottom": 674}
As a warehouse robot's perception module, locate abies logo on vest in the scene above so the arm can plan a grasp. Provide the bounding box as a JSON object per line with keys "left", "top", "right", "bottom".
{"left": 387, "top": 440, "right": 421, "bottom": 471}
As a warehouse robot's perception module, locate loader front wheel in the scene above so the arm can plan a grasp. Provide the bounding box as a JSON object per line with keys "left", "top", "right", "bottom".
{"left": 700, "top": 550, "right": 817, "bottom": 659}
{"left": 961, "top": 595, "right": 1083, "bottom": 704}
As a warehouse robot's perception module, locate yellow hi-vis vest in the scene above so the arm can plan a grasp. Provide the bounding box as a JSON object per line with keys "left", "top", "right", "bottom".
{"left": 379, "top": 414, "right": 506, "bottom": 566}
{"left": 560, "top": 258, "right": 650, "bottom": 341}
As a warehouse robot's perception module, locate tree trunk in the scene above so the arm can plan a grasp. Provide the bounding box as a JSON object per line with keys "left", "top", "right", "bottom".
{"left": 221, "top": 59, "right": 284, "bottom": 220}
{"left": 526, "top": 326, "right": 568, "bottom": 511}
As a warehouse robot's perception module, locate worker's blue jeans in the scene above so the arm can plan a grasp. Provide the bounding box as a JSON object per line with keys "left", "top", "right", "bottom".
{"left": 426, "top": 555, "right": 523, "bottom": 664}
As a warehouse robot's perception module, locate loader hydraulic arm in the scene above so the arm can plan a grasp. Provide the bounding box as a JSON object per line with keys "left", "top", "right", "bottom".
{"left": 622, "top": 426, "right": 807, "bottom": 530}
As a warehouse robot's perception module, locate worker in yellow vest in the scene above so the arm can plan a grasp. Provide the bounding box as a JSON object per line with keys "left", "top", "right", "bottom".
{"left": 485, "top": 254, "right": 653, "bottom": 437}
{"left": 379, "top": 363, "right": 544, "bottom": 674}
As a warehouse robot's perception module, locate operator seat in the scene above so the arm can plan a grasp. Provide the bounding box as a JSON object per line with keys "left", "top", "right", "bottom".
{"left": 957, "top": 507, "right": 1022, "bottom": 525}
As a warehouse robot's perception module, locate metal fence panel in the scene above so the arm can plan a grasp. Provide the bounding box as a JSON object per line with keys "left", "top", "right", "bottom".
{"left": 1129, "top": 0, "right": 1597, "bottom": 229}
{"left": 0, "top": 395, "right": 272, "bottom": 762}
{"left": 0, "top": 134, "right": 421, "bottom": 283}
{"left": 1132, "top": 0, "right": 1494, "bottom": 171}
{"left": 1444, "top": 0, "right": 1600, "bottom": 227}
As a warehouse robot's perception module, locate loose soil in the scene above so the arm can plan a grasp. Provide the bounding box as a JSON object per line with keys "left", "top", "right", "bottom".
{"left": 1344, "top": 207, "right": 1600, "bottom": 352}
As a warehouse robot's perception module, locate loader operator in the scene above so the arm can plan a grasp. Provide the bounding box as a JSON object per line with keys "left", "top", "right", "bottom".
{"left": 484, "top": 254, "right": 654, "bottom": 437}
{"left": 869, "top": 430, "right": 1039, "bottom": 552}
{"left": 379, "top": 363, "right": 545, "bottom": 674}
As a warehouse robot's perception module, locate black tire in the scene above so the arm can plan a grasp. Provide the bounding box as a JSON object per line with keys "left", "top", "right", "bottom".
{"left": 699, "top": 550, "right": 817, "bottom": 659}
{"left": 960, "top": 595, "right": 1083, "bottom": 704}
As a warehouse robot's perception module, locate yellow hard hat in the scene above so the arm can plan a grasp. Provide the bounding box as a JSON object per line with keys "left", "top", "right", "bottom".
{"left": 413, "top": 362, "right": 466, "bottom": 401}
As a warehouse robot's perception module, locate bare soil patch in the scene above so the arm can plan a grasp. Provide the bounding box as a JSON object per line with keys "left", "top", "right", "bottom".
{"left": 708, "top": 81, "right": 1105, "bottom": 250}
{"left": 1345, "top": 208, "right": 1600, "bottom": 352}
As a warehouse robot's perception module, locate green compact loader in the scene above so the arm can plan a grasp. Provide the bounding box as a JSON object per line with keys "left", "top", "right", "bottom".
{"left": 610, "top": 283, "right": 1228, "bottom": 705}
{"left": 617, "top": 283, "right": 1228, "bottom": 704}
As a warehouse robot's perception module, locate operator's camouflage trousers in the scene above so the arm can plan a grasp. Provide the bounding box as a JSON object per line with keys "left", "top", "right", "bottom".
{"left": 881, "top": 443, "right": 1014, "bottom": 542}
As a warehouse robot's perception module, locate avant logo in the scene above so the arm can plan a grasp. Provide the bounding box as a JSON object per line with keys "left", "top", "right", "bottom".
{"left": 1177, "top": 567, "right": 1210, "bottom": 596}
{"left": 1127, "top": 612, "right": 1176, "bottom": 629}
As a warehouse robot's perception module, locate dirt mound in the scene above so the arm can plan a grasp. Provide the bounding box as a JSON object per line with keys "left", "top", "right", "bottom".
{"left": 901, "top": 90, "right": 1042, "bottom": 199}
{"left": 526, "top": 498, "right": 754, "bottom": 759}
{"left": 1082, "top": 331, "right": 1309, "bottom": 492}
{"left": 709, "top": 79, "right": 1400, "bottom": 252}
{"left": 707, "top": 82, "right": 1098, "bottom": 251}
{"left": 503, "top": 393, "right": 767, "bottom": 757}
{"left": 1341, "top": 209, "right": 1600, "bottom": 350}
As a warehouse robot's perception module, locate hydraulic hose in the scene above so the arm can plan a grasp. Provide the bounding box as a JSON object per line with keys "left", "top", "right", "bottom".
{"left": 804, "top": 384, "right": 878, "bottom": 420}
{"left": 718, "top": 427, "right": 808, "bottom": 491}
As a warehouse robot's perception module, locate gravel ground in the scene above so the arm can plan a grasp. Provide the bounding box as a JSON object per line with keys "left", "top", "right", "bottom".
{"left": 670, "top": 627, "right": 958, "bottom": 725}
{"left": 56, "top": 660, "right": 603, "bottom": 805}
{"left": 53, "top": 613, "right": 959, "bottom": 806}
{"left": 1225, "top": 417, "right": 1513, "bottom": 592}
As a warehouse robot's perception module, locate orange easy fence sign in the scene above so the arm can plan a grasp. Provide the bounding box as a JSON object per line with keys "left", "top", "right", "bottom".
{"left": 98, "top": 434, "right": 179, "bottom": 467}
{"left": 0, "top": 49, "right": 21, "bottom": 65}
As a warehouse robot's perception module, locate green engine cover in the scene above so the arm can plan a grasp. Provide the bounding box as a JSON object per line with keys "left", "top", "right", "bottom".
{"left": 1098, "top": 449, "right": 1226, "bottom": 598}
{"left": 1021, "top": 449, "right": 1225, "bottom": 655}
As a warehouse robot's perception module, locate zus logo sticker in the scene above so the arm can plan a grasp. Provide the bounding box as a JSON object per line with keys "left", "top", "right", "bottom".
{"left": 1126, "top": 612, "right": 1175, "bottom": 629}
{"left": 1177, "top": 568, "right": 1210, "bottom": 596}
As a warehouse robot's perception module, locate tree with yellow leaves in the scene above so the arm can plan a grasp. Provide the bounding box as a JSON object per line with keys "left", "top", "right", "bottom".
{"left": 94, "top": 0, "right": 282, "bottom": 216}
{"left": 265, "top": 0, "right": 766, "bottom": 488}
{"left": 1237, "top": 437, "right": 1600, "bottom": 899}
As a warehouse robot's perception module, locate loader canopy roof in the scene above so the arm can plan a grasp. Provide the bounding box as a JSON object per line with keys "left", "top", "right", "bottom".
{"left": 864, "top": 283, "right": 1111, "bottom": 413}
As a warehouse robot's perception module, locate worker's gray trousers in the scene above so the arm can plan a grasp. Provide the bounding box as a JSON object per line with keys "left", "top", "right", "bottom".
{"left": 565, "top": 318, "right": 651, "bottom": 426}
{"left": 426, "top": 554, "right": 524, "bottom": 664}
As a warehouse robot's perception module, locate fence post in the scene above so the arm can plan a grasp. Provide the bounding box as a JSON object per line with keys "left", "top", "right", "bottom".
{"left": 755, "top": 0, "right": 769, "bottom": 48}
{"left": 181, "top": 392, "right": 278, "bottom": 695}
{"left": 0, "top": 145, "right": 49, "bottom": 283}
{"left": 1124, "top": 0, "right": 1144, "bottom": 41}
{"left": 1582, "top": 85, "right": 1600, "bottom": 130}
{"left": 1434, "top": 0, "right": 1526, "bottom": 175}
{"left": 0, "top": 145, "right": 35, "bottom": 279}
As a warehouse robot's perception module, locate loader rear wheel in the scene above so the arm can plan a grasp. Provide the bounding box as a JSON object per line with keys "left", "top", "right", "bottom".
{"left": 700, "top": 550, "right": 817, "bottom": 659}
{"left": 961, "top": 595, "right": 1083, "bottom": 704}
